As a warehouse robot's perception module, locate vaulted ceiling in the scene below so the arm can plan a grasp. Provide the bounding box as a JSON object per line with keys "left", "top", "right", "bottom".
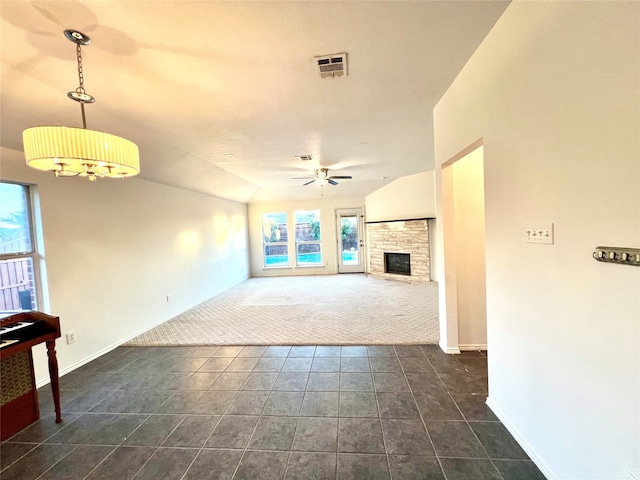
{"left": 1, "top": 1, "right": 509, "bottom": 203}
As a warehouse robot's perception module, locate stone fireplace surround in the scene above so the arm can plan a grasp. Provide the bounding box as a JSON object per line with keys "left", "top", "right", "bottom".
{"left": 366, "top": 218, "right": 431, "bottom": 284}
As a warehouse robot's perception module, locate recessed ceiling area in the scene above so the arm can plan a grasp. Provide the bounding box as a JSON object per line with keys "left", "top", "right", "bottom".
{"left": 0, "top": 1, "right": 510, "bottom": 203}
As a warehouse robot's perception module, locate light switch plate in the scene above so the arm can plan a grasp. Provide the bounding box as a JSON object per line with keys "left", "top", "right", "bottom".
{"left": 526, "top": 223, "right": 554, "bottom": 245}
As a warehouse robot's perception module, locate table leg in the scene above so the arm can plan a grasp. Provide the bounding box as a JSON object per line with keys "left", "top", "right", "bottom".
{"left": 46, "top": 340, "right": 62, "bottom": 423}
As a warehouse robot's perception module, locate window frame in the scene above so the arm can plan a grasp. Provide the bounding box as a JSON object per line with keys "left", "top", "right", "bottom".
{"left": 294, "top": 209, "right": 322, "bottom": 267}
{"left": 262, "top": 211, "right": 290, "bottom": 268}
{"left": 0, "top": 182, "right": 42, "bottom": 312}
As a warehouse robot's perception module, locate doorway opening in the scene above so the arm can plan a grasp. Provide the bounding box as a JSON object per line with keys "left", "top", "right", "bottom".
{"left": 336, "top": 208, "right": 365, "bottom": 273}
{"left": 441, "top": 144, "right": 487, "bottom": 351}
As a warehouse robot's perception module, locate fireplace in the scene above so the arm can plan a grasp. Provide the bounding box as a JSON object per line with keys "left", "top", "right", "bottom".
{"left": 385, "top": 252, "right": 411, "bottom": 276}
{"left": 366, "top": 218, "right": 431, "bottom": 283}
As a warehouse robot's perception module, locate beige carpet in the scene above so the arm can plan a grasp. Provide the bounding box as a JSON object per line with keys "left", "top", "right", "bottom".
{"left": 126, "top": 274, "right": 439, "bottom": 346}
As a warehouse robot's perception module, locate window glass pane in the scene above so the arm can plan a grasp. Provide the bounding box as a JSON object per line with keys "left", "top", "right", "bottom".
{"left": 264, "top": 245, "right": 288, "bottom": 266}
{"left": 262, "top": 212, "right": 288, "bottom": 243}
{"left": 297, "top": 243, "right": 321, "bottom": 265}
{"left": 341, "top": 216, "right": 359, "bottom": 265}
{"left": 0, "top": 183, "right": 32, "bottom": 254}
{"left": 262, "top": 212, "right": 288, "bottom": 266}
{"left": 294, "top": 210, "right": 320, "bottom": 241}
{"left": 1, "top": 183, "right": 38, "bottom": 313}
{"left": 0, "top": 251, "right": 35, "bottom": 312}
{"left": 295, "top": 210, "right": 321, "bottom": 265}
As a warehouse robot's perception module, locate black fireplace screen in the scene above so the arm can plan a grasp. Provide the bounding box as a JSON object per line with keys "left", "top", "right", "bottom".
{"left": 384, "top": 252, "right": 411, "bottom": 275}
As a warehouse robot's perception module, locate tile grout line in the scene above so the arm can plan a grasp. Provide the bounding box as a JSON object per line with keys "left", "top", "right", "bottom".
{"left": 36, "top": 412, "right": 143, "bottom": 480}
{"left": 440, "top": 349, "right": 505, "bottom": 479}
{"left": 181, "top": 346, "right": 259, "bottom": 480}
{"left": 452, "top": 354, "right": 507, "bottom": 480}
{"left": 421, "top": 346, "right": 506, "bottom": 480}
{"left": 369, "top": 347, "right": 394, "bottom": 480}
{"left": 128, "top": 409, "right": 202, "bottom": 479}
{"left": 10, "top": 345, "right": 524, "bottom": 480}
{"left": 55, "top": 347, "right": 224, "bottom": 479}
{"left": 282, "top": 346, "right": 316, "bottom": 480}
{"left": 31, "top": 444, "right": 83, "bottom": 480}
{"left": 227, "top": 346, "right": 291, "bottom": 480}
{"left": 77, "top": 346, "right": 183, "bottom": 480}
{"left": 402, "top": 345, "right": 451, "bottom": 480}
{"left": 2, "top": 413, "right": 79, "bottom": 473}
{"left": 335, "top": 349, "right": 342, "bottom": 480}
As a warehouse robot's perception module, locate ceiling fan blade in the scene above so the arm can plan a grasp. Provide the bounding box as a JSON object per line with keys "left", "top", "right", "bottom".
{"left": 328, "top": 179, "right": 338, "bottom": 186}
{"left": 328, "top": 175, "right": 352, "bottom": 179}
{"left": 302, "top": 180, "right": 316, "bottom": 186}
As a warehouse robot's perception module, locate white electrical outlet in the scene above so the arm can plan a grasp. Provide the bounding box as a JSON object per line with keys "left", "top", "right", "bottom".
{"left": 525, "top": 223, "right": 554, "bottom": 245}
{"left": 166, "top": 294, "right": 172, "bottom": 303}
{"left": 66, "top": 332, "right": 76, "bottom": 344}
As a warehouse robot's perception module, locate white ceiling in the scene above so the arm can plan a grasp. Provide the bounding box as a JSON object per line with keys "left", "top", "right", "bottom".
{"left": 0, "top": 1, "right": 509, "bottom": 203}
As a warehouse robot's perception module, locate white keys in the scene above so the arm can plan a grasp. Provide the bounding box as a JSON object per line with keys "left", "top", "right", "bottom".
{"left": 0, "top": 321, "right": 35, "bottom": 336}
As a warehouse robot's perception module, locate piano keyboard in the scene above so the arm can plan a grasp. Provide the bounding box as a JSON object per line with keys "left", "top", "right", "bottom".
{"left": 0, "top": 321, "right": 37, "bottom": 349}
{"left": 0, "top": 339, "right": 19, "bottom": 349}
{"left": 0, "top": 321, "right": 35, "bottom": 336}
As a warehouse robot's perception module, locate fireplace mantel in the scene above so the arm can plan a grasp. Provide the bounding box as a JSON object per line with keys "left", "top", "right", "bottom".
{"left": 366, "top": 217, "right": 434, "bottom": 225}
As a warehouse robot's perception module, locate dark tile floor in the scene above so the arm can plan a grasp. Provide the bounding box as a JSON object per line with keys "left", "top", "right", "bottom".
{"left": 1, "top": 345, "right": 546, "bottom": 479}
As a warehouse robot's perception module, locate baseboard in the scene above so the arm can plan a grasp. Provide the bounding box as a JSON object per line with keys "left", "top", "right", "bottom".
{"left": 459, "top": 343, "right": 487, "bottom": 351}
{"left": 33, "top": 291, "right": 230, "bottom": 389}
{"left": 486, "top": 397, "right": 557, "bottom": 480}
{"left": 439, "top": 339, "right": 461, "bottom": 355}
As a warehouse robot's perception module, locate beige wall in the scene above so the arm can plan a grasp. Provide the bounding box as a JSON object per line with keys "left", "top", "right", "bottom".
{"left": 434, "top": 2, "right": 639, "bottom": 479}
{"left": 248, "top": 196, "right": 365, "bottom": 276}
{"left": 451, "top": 147, "right": 486, "bottom": 348}
{"left": 1, "top": 147, "right": 249, "bottom": 385}
{"left": 365, "top": 171, "right": 435, "bottom": 223}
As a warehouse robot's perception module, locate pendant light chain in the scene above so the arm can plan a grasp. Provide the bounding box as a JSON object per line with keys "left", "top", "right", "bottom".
{"left": 76, "top": 43, "right": 88, "bottom": 129}
{"left": 76, "top": 44, "right": 85, "bottom": 93}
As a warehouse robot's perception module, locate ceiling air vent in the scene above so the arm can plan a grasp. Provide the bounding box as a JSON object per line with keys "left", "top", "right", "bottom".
{"left": 314, "top": 53, "right": 348, "bottom": 79}
{"left": 295, "top": 155, "right": 313, "bottom": 161}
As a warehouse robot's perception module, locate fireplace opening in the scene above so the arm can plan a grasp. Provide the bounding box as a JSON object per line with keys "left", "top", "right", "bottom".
{"left": 384, "top": 252, "right": 411, "bottom": 276}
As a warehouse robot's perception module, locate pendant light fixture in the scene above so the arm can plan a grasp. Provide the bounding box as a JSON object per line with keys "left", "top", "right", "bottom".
{"left": 22, "top": 30, "right": 140, "bottom": 181}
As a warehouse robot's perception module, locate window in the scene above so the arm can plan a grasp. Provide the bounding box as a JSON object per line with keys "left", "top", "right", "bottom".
{"left": 262, "top": 212, "right": 289, "bottom": 266}
{"left": 0, "top": 182, "right": 39, "bottom": 312}
{"left": 295, "top": 210, "right": 321, "bottom": 266}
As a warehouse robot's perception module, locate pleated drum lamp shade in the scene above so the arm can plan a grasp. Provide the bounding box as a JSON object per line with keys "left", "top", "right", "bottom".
{"left": 23, "top": 126, "right": 140, "bottom": 179}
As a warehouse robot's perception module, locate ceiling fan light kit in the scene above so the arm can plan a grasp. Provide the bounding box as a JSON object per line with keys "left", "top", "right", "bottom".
{"left": 294, "top": 167, "right": 353, "bottom": 187}
{"left": 22, "top": 30, "right": 140, "bottom": 182}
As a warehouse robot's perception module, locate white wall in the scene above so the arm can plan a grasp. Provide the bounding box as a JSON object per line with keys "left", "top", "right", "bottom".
{"left": 365, "top": 171, "right": 435, "bottom": 223}
{"left": 1, "top": 147, "right": 249, "bottom": 385}
{"left": 433, "top": 2, "right": 639, "bottom": 479}
{"left": 451, "top": 147, "right": 486, "bottom": 349}
{"left": 248, "top": 196, "right": 365, "bottom": 277}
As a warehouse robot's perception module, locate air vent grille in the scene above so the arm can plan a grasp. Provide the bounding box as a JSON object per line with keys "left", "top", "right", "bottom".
{"left": 314, "top": 53, "right": 348, "bottom": 79}
{"left": 295, "top": 155, "right": 313, "bottom": 161}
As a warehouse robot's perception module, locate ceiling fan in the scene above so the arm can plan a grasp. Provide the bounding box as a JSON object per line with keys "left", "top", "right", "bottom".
{"left": 293, "top": 168, "right": 353, "bottom": 186}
